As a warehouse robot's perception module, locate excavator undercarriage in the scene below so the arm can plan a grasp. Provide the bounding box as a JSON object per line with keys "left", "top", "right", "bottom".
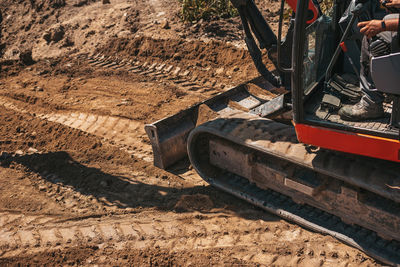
{"left": 145, "top": 77, "right": 400, "bottom": 265}
{"left": 145, "top": 0, "right": 400, "bottom": 264}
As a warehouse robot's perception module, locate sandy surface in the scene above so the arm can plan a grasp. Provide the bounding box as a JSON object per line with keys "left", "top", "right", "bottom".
{"left": 0, "top": 0, "right": 381, "bottom": 266}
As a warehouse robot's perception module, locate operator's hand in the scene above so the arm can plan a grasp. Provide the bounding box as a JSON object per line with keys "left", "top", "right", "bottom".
{"left": 381, "top": 0, "right": 400, "bottom": 8}
{"left": 358, "top": 20, "right": 383, "bottom": 38}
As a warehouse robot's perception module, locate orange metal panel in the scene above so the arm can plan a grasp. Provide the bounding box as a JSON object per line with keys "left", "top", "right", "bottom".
{"left": 285, "top": 0, "right": 319, "bottom": 23}
{"left": 295, "top": 123, "right": 400, "bottom": 162}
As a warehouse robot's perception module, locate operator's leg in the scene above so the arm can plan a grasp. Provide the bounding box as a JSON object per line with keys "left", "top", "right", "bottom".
{"left": 338, "top": 35, "right": 385, "bottom": 121}
{"left": 359, "top": 35, "right": 386, "bottom": 105}
{"left": 339, "top": 14, "right": 398, "bottom": 121}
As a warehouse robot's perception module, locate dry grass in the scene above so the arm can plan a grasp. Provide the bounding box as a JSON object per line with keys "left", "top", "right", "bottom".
{"left": 320, "top": 0, "right": 335, "bottom": 16}
{"left": 180, "top": 0, "right": 238, "bottom": 22}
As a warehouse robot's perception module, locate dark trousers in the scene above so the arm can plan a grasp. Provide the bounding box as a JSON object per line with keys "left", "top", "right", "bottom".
{"left": 360, "top": 14, "right": 399, "bottom": 105}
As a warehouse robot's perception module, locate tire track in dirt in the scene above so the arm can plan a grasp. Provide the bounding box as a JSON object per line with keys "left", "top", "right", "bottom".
{"left": 84, "top": 53, "right": 226, "bottom": 93}
{"left": 0, "top": 89, "right": 205, "bottom": 185}
{"left": 41, "top": 112, "right": 152, "bottom": 162}
{"left": 0, "top": 210, "right": 370, "bottom": 266}
{"left": 0, "top": 50, "right": 230, "bottom": 164}
{"left": 0, "top": 97, "right": 152, "bottom": 162}
{"left": 0, "top": 48, "right": 241, "bottom": 165}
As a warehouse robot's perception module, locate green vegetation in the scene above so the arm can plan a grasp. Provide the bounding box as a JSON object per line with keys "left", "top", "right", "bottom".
{"left": 179, "top": 0, "right": 334, "bottom": 23}
{"left": 180, "top": 0, "right": 238, "bottom": 22}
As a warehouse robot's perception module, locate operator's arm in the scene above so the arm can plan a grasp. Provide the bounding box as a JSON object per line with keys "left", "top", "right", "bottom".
{"left": 358, "top": 19, "right": 398, "bottom": 38}
{"left": 384, "top": 0, "right": 400, "bottom": 8}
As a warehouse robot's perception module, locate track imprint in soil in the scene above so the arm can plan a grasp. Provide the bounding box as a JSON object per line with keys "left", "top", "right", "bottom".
{"left": 0, "top": 97, "right": 151, "bottom": 161}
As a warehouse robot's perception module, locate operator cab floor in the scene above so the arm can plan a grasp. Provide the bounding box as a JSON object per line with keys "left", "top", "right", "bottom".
{"left": 304, "top": 92, "right": 398, "bottom": 137}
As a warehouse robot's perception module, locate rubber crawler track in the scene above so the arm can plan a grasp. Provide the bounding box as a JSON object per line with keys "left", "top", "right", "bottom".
{"left": 187, "top": 114, "right": 400, "bottom": 266}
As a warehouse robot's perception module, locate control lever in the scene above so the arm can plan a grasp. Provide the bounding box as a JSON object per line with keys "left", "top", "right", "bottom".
{"left": 324, "top": 2, "right": 367, "bottom": 87}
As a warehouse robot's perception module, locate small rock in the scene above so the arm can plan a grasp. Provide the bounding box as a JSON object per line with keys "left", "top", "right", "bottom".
{"left": 117, "top": 30, "right": 131, "bottom": 38}
{"left": 215, "top": 67, "right": 225, "bottom": 75}
{"left": 161, "top": 20, "right": 170, "bottom": 29}
{"left": 28, "top": 147, "right": 38, "bottom": 154}
{"left": 14, "top": 150, "right": 24, "bottom": 156}
{"left": 31, "top": 131, "right": 37, "bottom": 137}
{"left": 38, "top": 185, "right": 47, "bottom": 191}
{"left": 105, "top": 23, "right": 115, "bottom": 29}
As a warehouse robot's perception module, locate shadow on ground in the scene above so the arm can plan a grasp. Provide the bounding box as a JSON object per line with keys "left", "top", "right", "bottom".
{"left": 4, "top": 151, "right": 279, "bottom": 221}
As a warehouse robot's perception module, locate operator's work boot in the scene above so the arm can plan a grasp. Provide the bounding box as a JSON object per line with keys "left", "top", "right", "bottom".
{"left": 338, "top": 98, "right": 384, "bottom": 121}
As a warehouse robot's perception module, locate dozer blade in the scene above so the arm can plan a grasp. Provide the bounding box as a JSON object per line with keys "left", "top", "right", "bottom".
{"left": 145, "top": 77, "right": 288, "bottom": 169}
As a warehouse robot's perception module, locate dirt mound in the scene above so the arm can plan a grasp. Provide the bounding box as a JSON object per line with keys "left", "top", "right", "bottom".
{"left": 73, "top": 0, "right": 99, "bottom": 7}
{"left": 98, "top": 36, "right": 253, "bottom": 68}
{"left": 95, "top": 35, "right": 266, "bottom": 84}
{"left": 0, "top": 246, "right": 99, "bottom": 266}
{"left": 174, "top": 194, "right": 214, "bottom": 211}
{"left": 196, "top": 104, "right": 219, "bottom": 126}
{"left": 0, "top": 107, "right": 130, "bottom": 164}
{"left": 102, "top": 247, "right": 259, "bottom": 266}
{"left": 30, "top": 0, "right": 67, "bottom": 11}
{"left": 0, "top": 0, "right": 140, "bottom": 60}
{"left": 0, "top": 246, "right": 258, "bottom": 266}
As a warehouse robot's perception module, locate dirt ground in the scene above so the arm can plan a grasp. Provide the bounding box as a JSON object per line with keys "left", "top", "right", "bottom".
{"left": 0, "top": 0, "right": 381, "bottom": 266}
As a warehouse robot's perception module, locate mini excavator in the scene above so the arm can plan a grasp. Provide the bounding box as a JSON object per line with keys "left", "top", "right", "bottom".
{"left": 145, "top": 0, "right": 400, "bottom": 264}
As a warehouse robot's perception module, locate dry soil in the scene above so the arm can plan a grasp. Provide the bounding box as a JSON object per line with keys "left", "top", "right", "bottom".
{"left": 0, "top": 0, "right": 381, "bottom": 266}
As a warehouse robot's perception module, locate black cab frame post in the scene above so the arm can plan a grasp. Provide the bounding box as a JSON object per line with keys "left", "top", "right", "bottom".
{"left": 291, "top": 0, "right": 309, "bottom": 124}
